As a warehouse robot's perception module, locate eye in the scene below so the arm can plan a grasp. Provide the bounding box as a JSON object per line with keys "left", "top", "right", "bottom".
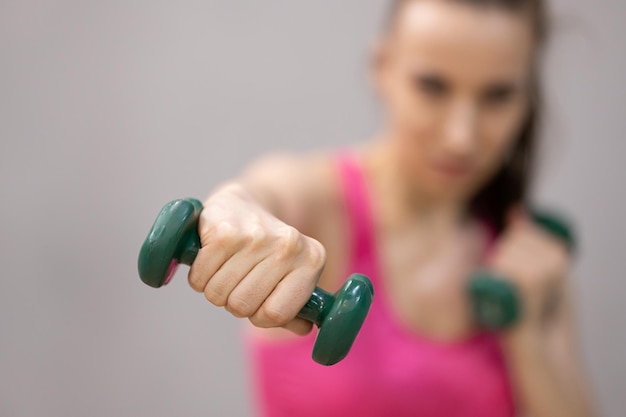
{"left": 482, "top": 83, "right": 517, "bottom": 106}
{"left": 413, "top": 74, "right": 449, "bottom": 97}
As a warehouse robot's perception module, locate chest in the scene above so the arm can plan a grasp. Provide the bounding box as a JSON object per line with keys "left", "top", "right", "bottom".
{"left": 376, "top": 224, "right": 489, "bottom": 341}
{"left": 256, "top": 327, "right": 515, "bottom": 417}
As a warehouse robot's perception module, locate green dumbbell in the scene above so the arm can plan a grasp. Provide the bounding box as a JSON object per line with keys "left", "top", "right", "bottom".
{"left": 138, "top": 198, "right": 374, "bottom": 366}
{"left": 468, "top": 209, "right": 576, "bottom": 330}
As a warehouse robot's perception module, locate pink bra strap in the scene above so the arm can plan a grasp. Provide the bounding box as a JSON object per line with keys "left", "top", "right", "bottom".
{"left": 336, "top": 153, "right": 377, "bottom": 271}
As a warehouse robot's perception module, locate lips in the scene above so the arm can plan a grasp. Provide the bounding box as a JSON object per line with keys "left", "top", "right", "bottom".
{"left": 430, "top": 159, "right": 473, "bottom": 179}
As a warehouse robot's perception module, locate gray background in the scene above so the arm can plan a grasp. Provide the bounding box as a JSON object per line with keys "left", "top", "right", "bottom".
{"left": 0, "top": 1, "right": 624, "bottom": 416}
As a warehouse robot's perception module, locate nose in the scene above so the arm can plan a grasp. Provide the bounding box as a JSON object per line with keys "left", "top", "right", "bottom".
{"left": 442, "top": 100, "right": 478, "bottom": 157}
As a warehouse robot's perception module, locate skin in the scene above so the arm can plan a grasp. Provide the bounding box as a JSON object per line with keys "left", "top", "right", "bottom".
{"left": 188, "top": 1, "right": 597, "bottom": 416}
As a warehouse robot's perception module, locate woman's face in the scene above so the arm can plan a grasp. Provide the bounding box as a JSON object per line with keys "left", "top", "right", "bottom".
{"left": 375, "top": 0, "right": 535, "bottom": 202}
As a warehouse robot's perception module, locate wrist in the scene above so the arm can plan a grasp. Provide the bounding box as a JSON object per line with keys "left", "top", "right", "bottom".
{"left": 210, "top": 182, "right": 249, "bottom": 200}
{"left": 209, "top": 181, "right": 284, "bottom": 220}
{"left": 499, "top": 322, "right": 546, "bottom": 358}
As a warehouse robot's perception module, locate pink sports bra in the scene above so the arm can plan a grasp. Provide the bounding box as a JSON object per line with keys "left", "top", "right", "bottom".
{"left": 245, "top": 153, "right": 516, "bottom": 417}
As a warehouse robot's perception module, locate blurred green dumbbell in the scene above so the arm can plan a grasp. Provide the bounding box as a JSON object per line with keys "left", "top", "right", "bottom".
{"left": 138, "top": 198, "right": 374, "bottom": 366}
{"left": 468, "top": 209, "right": 576, "bottom": 330}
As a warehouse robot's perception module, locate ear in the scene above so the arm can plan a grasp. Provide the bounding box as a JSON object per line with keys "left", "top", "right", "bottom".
{"left": 372, "top": 37, "right": 388, "bottom": 66}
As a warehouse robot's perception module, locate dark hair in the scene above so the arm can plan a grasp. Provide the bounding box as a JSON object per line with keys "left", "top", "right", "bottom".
{"left": 387, "top": 0, "right": 548, "bottom": 233}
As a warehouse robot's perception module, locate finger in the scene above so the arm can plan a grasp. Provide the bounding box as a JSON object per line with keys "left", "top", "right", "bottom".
{"left": 188, "top": 219, "right": 243, "bottom": 292}
{"left": 203, "top": 249, "right": 261, "bottom": 308}
{"left": 533, "top": 224, "right": 571, "bottom": 258}
{"left": 249, "top": 267, "right": 319, "bottom": 328}
{"left": 282, "top": 318, "right": 314, "bottom": 336}
{"left": 188, "top": 245, "right": 233, "bottom": 292}
{"left": 489, "top": 216, "right": 536, "bottom": 260}
{"left": 504, "top": 226, "right": 558, "bottom": 267}
{"left": 488, "top": 233, "right": 534, "bottom": 273}
{"left": 225, "top": 254, "right": 293, "bottom": 319}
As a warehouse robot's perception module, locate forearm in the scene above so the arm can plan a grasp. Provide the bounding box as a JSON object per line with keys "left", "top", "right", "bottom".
{"left": 204, "top": 153, "right": 324, "bottom": 235}
{"left": 207, "top": 180, "right": 280, "bottom": 218}
{"left": 501, "top": 326, "right": 595, "bottom": 417}
{"left": 205, "top": 161, "right": 292, "bottom": 223}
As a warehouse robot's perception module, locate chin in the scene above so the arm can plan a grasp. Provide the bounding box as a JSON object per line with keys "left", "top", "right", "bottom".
{"left": 417, "top": 172, "right": 479, "bottom": 203}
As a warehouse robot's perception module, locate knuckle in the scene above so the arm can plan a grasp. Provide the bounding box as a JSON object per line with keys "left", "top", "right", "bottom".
{"left": 188, "top": 261, "right": 209, "bottom": 292}
{"left": 259, "top": 304, "right": 291, "bottom": 327}
{"left": 226, "top": 295, "right": 254, "bottom": 318}
{"left": 204, "top": 284, "right": 227, "bottom": 307}
{"left": 210, "top": 220, "right": 237, "bottom": 247}
{"left": 245, "top": 223, "right": 267, "bottom": 247}
{"left": 306, "top": 238, "right": 327, "bottom": 268}
{"left": 274, "top": 226, "right": 301, "bottom": 261}
{"left": 188, "top": 273, "right": 203, "bottom": 292}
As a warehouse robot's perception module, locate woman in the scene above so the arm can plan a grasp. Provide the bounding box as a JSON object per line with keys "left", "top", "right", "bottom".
{"left": 188, "top": 0, "right": 596, "bottom": 416}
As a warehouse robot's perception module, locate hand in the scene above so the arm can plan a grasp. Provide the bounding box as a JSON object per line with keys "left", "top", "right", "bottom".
{"left": 187, "top": 183, "right": 327, "bottom": 335}
{"left": 486, "top": 207, "right": 572, "bottom": 332}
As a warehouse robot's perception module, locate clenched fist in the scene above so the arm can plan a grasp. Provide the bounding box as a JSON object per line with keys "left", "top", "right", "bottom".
{"left": 188, "top": 184, "right": 327, "bottom": 335}
{"left": 486, "top": 207, "right": 572, "bottom": 330}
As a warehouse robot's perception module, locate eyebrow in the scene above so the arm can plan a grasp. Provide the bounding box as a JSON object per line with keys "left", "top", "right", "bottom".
{"left": 415, "top": 73, "right": 450, "bottom": 88}
{"left": 411, "top": 65, "right": 527, "bottom": 95}
{"left": 481, "top": 81, "right": 522, "bottom": 97}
